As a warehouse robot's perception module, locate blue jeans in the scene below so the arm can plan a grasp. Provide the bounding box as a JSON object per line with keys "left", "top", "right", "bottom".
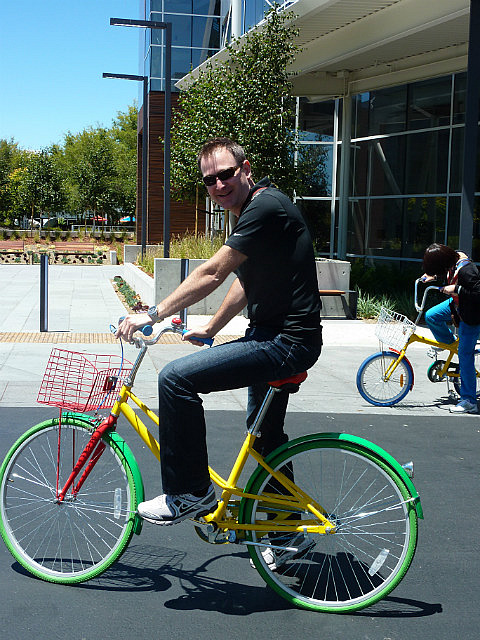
{"left": 425, "top": 299, "right": 480, "bottom": 403}
{"left": 157, "top": 327, "right": 322, "bottom": 494}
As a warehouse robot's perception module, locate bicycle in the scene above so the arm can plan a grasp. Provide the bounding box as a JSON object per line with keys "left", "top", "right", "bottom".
{"left": 0, "top": 318, "right": 423, "bottom": 613}
{"left": 356, "top": 278, "right": 480, "bottom": 406}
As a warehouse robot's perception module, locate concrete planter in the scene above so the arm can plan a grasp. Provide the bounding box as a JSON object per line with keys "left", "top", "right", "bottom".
{"left": 122, "top": 260, "right": 237, "bottom": 314}
{"left": 122, "top": 252, "right": 353, "bottom": 318}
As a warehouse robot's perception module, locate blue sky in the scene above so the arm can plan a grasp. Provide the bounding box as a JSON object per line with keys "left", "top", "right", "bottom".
{"left": 0, "top": 1, "right": 143, "bottom": 151}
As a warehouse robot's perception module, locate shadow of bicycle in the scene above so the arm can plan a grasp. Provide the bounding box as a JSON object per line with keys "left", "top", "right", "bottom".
{"left": 12, "top": 544, "right": 443, "bottom": 618}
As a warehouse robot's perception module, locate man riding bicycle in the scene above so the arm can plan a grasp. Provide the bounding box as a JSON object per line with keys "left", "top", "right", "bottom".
{"left": 116, "top": 138, "right": 322, "bottom": 534}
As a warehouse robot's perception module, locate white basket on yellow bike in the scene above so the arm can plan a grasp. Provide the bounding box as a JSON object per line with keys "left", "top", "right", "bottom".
{"left": 375, "top": 307, "right": 416, "bottom": 350}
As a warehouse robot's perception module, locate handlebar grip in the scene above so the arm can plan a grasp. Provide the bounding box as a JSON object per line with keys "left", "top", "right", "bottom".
{"left": 118, "top": 317, "right": 153, "bottom": 337}
{"left": 182, "top": 329, "right": 213, "bottom": 346}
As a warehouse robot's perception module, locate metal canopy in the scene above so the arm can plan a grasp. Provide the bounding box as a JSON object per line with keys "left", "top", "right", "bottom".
{"left": 177, "top": 0, "right": 470, "bottom": 99}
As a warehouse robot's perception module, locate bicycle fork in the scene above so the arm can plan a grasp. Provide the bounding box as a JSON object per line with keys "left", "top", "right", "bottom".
{"left": 55, "top": 414, "right": 117, "bottom": 502}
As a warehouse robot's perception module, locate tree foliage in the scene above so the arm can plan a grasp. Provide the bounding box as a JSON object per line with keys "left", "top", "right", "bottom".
{"left": 0, "top": 103, "right": 138, "bottom": 228}
{"left": 170, "top": 6, "right": 300, "bottom": 203}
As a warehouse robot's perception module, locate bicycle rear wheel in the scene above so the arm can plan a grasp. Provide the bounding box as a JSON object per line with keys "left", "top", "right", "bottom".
{"left": 451, "top": 349, "right": 480, "bottom": 398}
{"left": 357, "top": 351, "right": 413, "bottom": 406}
{"left": 240, "top": 436, "right": 418, "bottom": 613}
{"left": 0, "top": 416, "right": 138, "bottom": 583}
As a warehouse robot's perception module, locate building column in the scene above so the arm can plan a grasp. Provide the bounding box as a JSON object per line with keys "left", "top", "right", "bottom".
{"left": 459, "top": 0, "right": 480, "bottom": 254}
{"left": 337, "top": 95, "right": 352, "bottom": 260}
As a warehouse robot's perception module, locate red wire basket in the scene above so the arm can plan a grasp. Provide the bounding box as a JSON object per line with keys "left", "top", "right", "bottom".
{"left": 37, "top": 348, "right": 133, "bottom": 412}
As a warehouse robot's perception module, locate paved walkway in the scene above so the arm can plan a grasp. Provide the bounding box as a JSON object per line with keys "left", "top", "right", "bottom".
{"left": 0, "top": 264, "right": 467, "bottom": 416}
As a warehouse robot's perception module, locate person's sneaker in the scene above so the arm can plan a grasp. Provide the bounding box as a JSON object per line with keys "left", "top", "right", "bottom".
{"left": 249, "top": 533, "right": 315, "bottom": 572}
{"left": 449, "top": 399, "right": 478, "bottom": 414}
{"left": 137, "top": 484, "right": 217, "bottom": 525}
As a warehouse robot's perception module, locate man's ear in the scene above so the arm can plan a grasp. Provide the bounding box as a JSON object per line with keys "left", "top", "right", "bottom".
{"left": 241, "top": 159, "right": 253, "bottom": 181}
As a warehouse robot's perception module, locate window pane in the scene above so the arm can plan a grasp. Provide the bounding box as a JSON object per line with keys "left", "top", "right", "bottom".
{"left": 453, "top": 73, "right": 467, "bottom": 124}
{"left": 164, "top": 1, "right": 192, "bottom": 12}
{"left": 295, "top": 199, "right": 335, "bottom": 255}
{"left": 162, "top": 15, "right": 192, "bottom": 46}
{"left": 405, "top": 197, "right": 447, "bottom": 257}
{"left": 193, "top": 0, "right": 221, "bottom": 14}
{"left": 172, "top": 48, "right": 192, "bottom": 80}
{"left": 450, "top": 125, "right": 480, "bottom": 193}
{"left": 352, "top": 93, "right": 370, "bottom": 138}
{"left": 447, "top": 197, "right": 480, "bottom": 262}
{"left": 193, "top": 16, "right": 220, "bottom": 48}
{"left": 349, "top": 197, "right": 446, "bottom": 258}
{"left": 368, "top": 85, "right": 407, "bottom": 134}
{"left": 405, "top": 130, "right": 449, "bottom": 194}
{"left": 150, "top": 46, "right": 163, "bottom": 78}
{"left": 407, "top": 76, "right": 452, "bottom": 130}
{"left": 296, "top": 145, "right": 333, "bottom": 197}
{"left": 368, "top": 137, "right": 406, "bottom": 196}
{"left": 191, "top": 47, "right": 218, "bottom": 68}
{"left": 298, "top": 98, "right": 335, "bottom": 141}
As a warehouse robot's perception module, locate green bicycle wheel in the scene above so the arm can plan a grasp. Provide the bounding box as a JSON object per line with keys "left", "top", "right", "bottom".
{"left": 240, "top": 435, "right": 418, "bottom": 613}
{"left": 0, "top": 416, "right": 139, "bottom": 584}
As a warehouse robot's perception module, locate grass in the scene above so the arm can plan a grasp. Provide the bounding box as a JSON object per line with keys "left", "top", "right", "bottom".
{"left": 137, "top": 234, "right": 223, "bottom": 275}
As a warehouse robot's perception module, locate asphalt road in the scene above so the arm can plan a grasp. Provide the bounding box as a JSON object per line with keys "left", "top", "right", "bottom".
{"left": 0, "top": 407, "right": 478, "bottom": 640}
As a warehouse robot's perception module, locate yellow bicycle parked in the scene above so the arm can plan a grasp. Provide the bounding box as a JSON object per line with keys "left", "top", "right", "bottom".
{"left": 357, "top": 278, "right": 480, "bottom": 406}
{"left": 0, "top": 319, "right": 422, "bottom": 613}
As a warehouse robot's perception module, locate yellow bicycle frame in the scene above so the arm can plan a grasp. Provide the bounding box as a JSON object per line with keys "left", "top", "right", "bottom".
{"left": 110, "top": 383, "right": 336, "bottom": 536}
{"left": 383, "top": 333, "right": 460, "bottom": 382}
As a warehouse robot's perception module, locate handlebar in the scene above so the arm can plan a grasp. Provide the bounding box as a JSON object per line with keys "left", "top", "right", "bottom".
{"left": 414, "top": 277, "right": 442, "bottom": 314}
{"left": 120, "top": 317, "right": 214, "bottom": 349}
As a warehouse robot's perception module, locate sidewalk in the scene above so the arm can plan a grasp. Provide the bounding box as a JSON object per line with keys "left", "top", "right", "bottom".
{"left": 0, "top": 264, "right": 461, "bottom": 415}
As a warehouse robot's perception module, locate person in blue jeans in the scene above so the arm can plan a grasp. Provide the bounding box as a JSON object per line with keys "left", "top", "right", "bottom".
{"left": 116, "top": 137, "right": 322, "bottom": 560}
{"left": 422, "top": 243, "right": 480, "bottom": 414}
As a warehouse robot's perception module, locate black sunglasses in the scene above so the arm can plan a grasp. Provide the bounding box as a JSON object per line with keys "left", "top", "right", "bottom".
{"left": 202, "top": 166, "right": 240, "bottom": 187}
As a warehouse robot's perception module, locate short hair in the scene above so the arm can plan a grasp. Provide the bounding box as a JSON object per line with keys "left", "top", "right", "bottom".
{"left": 197, "top": 137, "right": 246, "bottom": 171}
{"left": 423, "top": 243, "right": 458, "bottom": 276}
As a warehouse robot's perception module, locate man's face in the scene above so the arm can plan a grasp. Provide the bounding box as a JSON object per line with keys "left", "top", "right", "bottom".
{"left": 200, "top": 148, "right": 252, "bottom": 216}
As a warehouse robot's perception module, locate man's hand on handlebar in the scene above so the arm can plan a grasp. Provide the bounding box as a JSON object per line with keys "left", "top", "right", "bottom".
{"left": 420, "top": 274, "right": 437, "bottom": 283}
{"left": 116, "top": 314, "right": 153, "bottom": 342}
{"left": 182, "top": 326, "right": 215, "bottom": 347}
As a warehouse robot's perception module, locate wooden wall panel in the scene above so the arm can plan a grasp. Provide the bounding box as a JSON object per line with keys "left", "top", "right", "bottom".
{"left": 136, "top": 92, "right": 205, "bottom": 246}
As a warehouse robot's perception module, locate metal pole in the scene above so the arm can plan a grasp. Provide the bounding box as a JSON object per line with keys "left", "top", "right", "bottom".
{"left": 141, "top": 76, "right": 149, "bottom": 259}
{"left": 40, "top": 254, "right": 48, "bottom": 332}
{"left": 459, "top": 0, "right": 480, "bottom": 255}
{"left": 180, "top": 258, "right": 189, "bottom": 325}
{"left": 337, "top": 95, "right": 352, "bottom": 260}
{"left": 163, "top": 22, "right": 172, "bottom": 258}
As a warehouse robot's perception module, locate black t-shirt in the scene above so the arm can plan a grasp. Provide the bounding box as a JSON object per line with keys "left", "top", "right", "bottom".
{"left": 225, "top": 178, "right": 321, "bottom": 345}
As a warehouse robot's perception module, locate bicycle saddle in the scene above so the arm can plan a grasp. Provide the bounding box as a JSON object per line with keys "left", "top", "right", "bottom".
{"left": 268, "top": 371, "right": 307, "bottom": 393}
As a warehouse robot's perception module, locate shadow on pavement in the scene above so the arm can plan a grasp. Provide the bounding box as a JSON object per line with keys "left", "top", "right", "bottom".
{"left": 10, "top": 543, "right": 443, "bottom": 619}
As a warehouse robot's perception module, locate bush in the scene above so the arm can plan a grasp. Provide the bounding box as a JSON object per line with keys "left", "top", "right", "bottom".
{"left": 137, "top": 234, "right": 223, "bottom": 275}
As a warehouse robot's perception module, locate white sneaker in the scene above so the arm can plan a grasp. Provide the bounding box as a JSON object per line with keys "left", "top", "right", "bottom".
{"left": 250, "top": 533, "right": 315, "bottom": 572}
{"left": 449, "top": 399, "right": 478, "bottom": 414}
{"left": 137, "top": 484, "right": 217, "bottom": 525}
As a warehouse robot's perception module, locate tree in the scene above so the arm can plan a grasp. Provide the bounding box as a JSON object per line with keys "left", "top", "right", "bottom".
{"left": 170, "top": 6, "right": 300, "bottom": 204}
{"left": 63, "top": 128, "right": 117, "bottom": 227}
{"left": 16, "top": 151, "right": 66, "bottom": 228}
{"left": 109, "top": 103, "right": 138, "bottom": 219}
{"left": 0, "top": 139, "right": 28, "bottom": 226}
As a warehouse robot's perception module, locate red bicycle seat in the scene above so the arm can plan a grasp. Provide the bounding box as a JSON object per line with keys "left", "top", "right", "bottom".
{"left": 268, "top": 372, "right": 308, "bottom": 392}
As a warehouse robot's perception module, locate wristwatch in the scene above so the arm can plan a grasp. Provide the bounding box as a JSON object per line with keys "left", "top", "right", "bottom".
{"left": 147, "top": 305, "right": 160, "bottom": 322}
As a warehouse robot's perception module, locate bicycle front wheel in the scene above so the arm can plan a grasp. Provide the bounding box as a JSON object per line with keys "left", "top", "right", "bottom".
{"left": 0, "top": 416, "right": 138, "bottom": 584}
{"left": 357, "top": 351, "right": 413, "bottom": 406}
{"left": 241, "top": 437, "right": 418, "bottom": 613}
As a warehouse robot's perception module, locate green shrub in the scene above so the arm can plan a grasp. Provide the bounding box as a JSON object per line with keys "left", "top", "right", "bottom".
{"left": 137, "top": 234, "right": 223, "bottom": 275}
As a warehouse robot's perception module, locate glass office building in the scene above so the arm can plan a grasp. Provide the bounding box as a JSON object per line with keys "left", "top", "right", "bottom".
{"left": 143, "top": 1, "right": 224, "bottom": 92}
{"left": 295, "top": 71, "right": 480, "bottom": 264}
